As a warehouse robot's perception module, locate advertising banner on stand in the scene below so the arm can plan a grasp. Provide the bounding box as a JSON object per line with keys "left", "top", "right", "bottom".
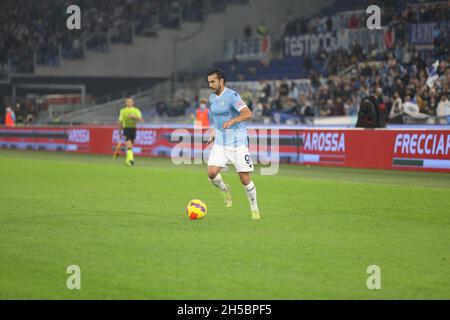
{"left": 225, "top": 35, "right": 271, "bottom": 61}
{"left": 1, "top": 126, "right": 449, "bottom": 172}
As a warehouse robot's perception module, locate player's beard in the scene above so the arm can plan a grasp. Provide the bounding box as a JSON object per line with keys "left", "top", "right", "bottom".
{"left": 214, "top": 86, "right": 222, "bottom": 95}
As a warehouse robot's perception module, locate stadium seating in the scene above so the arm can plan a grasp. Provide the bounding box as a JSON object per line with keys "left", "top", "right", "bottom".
{"left": 2, "top": 0, "right": 449, "bottom": 126}
{"left": 0, "top": 0, "right": 250, "bottom": 74}
{"left": 212, "top": 0, "right": 449, "bottom": 125}
{"left": 216, "top": 58, "right": 324, "bottom": 81}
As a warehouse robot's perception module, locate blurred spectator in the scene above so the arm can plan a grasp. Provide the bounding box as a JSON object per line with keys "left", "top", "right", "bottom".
{"left": 344, "top": 95, "right": 359, "bottom": 116}
{"left": 155, "top": 98, "right": 168, "bottom": 116}
{"left": 50, "top": 112, "right": 61, "bottom": 124}
{"left": 14, "top": 102, "right": 24, "bottom": 124}
{"left": 389, "top": 91, "right": 404, "bottom": 123}
{"left": 334, "top": 97, "right": 345, "bottom": 116}
{"left": 424, "top": 88, "right": 439, "bottom": 115}
{"left": 253, "top": 101, "right": 263, "bottom": 122}
{"left": 194, "top": 98, "right": 211, "bottom": 128}
{"left": 326, "top": 16, "right": 333, "bottom": 33}
{"left": 0, "top": 63, "right": 9, "bottom": 79}
{"left": 288, "top": 83, "right": 299, "bottom": 100}
{"left": 167, "top": 1, "right": 182, "bottom": 28}
{"left": 320, "top": 99, "right": 335, "bottom": 116}
{"left": 261, "top": 80, "right": 272, "bottom": 100}
{"left": 298, "top": 94, "right": 314, "bottom": 117}
{"left": 436, "top": 94, "right": 450, "bottom": 124}
{"left": 279, "top": 80, "right": 289, "bottom": 97}
{"left": 348, "top": 14, "right": 360, "bottom": 29}
{"left": 4, "top": 106, "right": 16, "bottom": 127}
{"left": 25, "top": 104, "right": 37, "bottom": 125}
{"left": 168, "top": 97, "right": 190, "bottom": 116}
{"left": 256, "top": 21, "right": 269, "bottom": 36}
{"left": 403, "top": 95, "right": 429, "bottom": 120}
{"left": 244, "top": 24, "right": 252, "bottom": 38}
{"left": 261, "top": 102, "right": 272, "bottom": 124}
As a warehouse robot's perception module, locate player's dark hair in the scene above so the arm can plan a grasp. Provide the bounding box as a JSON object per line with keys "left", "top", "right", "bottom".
{"left": 208, "top": 68, "right": 226, "bottom": 84}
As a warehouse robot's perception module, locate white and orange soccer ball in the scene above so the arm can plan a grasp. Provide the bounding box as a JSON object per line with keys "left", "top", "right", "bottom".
{"left": 186, "top": 199, "right": 207, "bottom": 220}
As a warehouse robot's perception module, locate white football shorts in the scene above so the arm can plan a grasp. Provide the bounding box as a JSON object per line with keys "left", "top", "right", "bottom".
{"left": 207, "top": 144, "right": 254, "bottom": 172}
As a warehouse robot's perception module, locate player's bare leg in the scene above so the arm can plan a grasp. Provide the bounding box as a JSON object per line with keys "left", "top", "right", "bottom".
{"left": 208, "top": 166, "right": 232, "bottom": 207}
{"left": 238, "top": 172, "right": 260, "bottom": 220}
{"left": 125, "top": 140, "right": 134, "bottom": 166}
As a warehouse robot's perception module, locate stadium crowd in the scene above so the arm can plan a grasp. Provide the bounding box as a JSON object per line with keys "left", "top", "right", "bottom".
{"left": 0, "top": 0, "right": 248, "bottom": 73}
{"left": 2, "top": 0, "right": 450, "bottom": 125}
{"left": 241, "top": 55, "right": 450, "bottom": 125}
{"left": 1, "top": 101, "right": 37, "bottom": 127}
{"left": 282, "top": 1, "right": 449, "bottom": 37}
{"left": 223, "top": 1, "right": 450, "bottom": 124}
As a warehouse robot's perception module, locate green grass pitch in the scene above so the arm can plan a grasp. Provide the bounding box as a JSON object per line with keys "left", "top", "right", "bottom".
{"left": 0, "top": 150, "right": 449, "bottom": 299}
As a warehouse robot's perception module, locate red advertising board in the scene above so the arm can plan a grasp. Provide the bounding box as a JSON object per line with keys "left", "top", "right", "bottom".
{"left": 1, "top": 126, "right": 449, "bottom": 173}
{"left": 299, "top": 128, "right": 450, "bottom": 172}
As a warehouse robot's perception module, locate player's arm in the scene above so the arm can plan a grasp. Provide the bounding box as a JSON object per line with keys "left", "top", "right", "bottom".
{"left": 206, "top": 97, "right": 215, "bottom": 145}
{"left": 223, "top": 106, "right": 252, "bottom": 129}
{"left": 118, "top": 110, "right": 124, "bottom": 135}
{"left": 206, "top": 127, "right": 215, "bottom": 146}
{"left": 131, "top": 116, "right": 143, "bottom": 122}
{"left": 129, "top": 110, "right": 143, "bottom": 122}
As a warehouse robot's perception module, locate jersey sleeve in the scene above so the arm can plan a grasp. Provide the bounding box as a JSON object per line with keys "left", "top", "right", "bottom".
{"left": 208, "top": 96, "right": 216, "bottom": 128}
{"left": 118, "top": 109, "right": 123, "bottom": 123}
{"left": 230, "top": 92, "right": 247, "bottom": 112}
{"left": 135, "top": 109, "right": 142, "bottom": 119}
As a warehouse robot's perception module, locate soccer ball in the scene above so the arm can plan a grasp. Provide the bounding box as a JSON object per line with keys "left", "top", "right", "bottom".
{"left": 186, "top": 199, "right": 207, "bottom": 220}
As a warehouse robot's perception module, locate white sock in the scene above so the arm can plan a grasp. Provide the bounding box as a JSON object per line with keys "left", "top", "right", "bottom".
{"left": 209, "top": 173, "right": 228, "bottom": 192}
{"left": 244, "top": 181, "right": 258, "bottom": 211}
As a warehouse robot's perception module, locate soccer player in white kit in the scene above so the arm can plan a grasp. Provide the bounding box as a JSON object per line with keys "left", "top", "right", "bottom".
{"left": 206, "top": 69, "right": 260, "bottom": 220}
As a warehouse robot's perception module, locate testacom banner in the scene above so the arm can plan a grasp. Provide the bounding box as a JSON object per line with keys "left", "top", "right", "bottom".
{"left": 283, "top": 32, "right": 336, "bottom": 57}
{"left": 0, "top": 126, "right": 449, "bottom": 172}
{"left": 283, "top": 27, "right": 393, "bottom": 58}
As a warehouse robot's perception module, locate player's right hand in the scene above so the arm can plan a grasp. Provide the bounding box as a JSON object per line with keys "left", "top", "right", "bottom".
{"left": 206, "top": 136, "right": 215, "bottom": 146}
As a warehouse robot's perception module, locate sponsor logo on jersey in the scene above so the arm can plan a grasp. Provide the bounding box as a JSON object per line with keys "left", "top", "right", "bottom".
{"left": 213, "top": 111, "right": 230, "bottom": 116}
{"left": 235, "top": 100, "right": 246, "bottom": 108}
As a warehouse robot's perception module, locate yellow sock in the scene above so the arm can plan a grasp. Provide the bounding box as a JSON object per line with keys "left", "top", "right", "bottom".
{"left": 127, "top": 149, "right": 134, "bottom": 161}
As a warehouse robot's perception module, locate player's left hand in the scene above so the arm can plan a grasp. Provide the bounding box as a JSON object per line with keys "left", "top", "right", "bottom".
{"left": 223, "top": 120, "right": 235, "bottom": 129}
